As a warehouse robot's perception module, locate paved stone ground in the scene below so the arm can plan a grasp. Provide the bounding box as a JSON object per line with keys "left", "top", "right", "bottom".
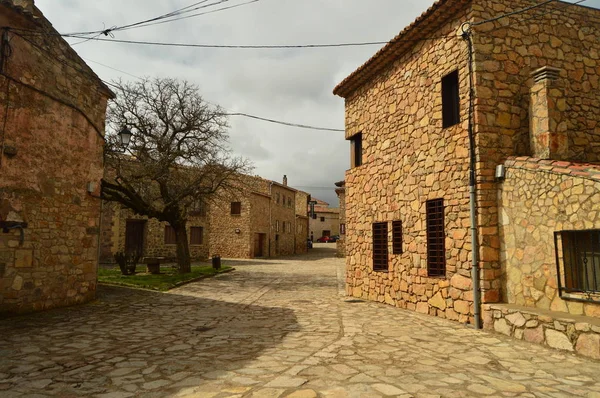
{"left": 2, "top": 244, "right": 600, "bottom": 397}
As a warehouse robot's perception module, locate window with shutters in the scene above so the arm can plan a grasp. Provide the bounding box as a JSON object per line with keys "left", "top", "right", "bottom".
{"left": 190, "top": 227, "right": 203, "bottom": 245}
{"left": 392, "top": 220, "right": 403, "bottom": 255}
{"left": 164, "top": 226, "right": 177, "bottom": 245}
{"left": 426, "top": 199, "right": 446, "bottom": 277}
{"left": 373, "top": 222, "right": 389, "bottom": 271}
{"left": 231, "top": 202, "right": 242, "bottom": 215}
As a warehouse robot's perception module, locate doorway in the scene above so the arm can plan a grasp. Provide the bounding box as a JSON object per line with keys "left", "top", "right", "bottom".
{"left": 125, "top": 220, "right": 146, "bottom": 256}
{"left": 254, "top": 233, "right": 266, "bottom": 258}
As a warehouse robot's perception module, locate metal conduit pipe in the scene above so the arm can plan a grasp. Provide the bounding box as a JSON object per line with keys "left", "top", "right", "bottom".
{"left": 462, "top": 24, "right": 482, "bottom": 330}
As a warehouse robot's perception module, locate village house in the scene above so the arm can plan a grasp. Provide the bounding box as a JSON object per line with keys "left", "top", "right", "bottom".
{"left": 101, "top": 175, "right": 310, "bottom": 261}
{"left": 0, "top": 0, "right": 113, "bottom": 314}
{"left": 335, "top": 0, "right": 600, "bottom": 358}
{"left": 335, "top": 181, "right": 346, "bottom": 257}
{"left": 309, "top": 198, "right": 340, "bottom": 241}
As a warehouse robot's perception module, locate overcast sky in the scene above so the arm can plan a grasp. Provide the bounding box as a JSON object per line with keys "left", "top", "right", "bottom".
{"left": 35, "top": 0, "right": 600, "bottom": 206}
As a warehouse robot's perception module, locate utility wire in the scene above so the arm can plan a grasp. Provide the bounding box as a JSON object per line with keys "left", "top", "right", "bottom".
{"left": 62, "top": 35, "right": 391, "bottom": 49}
{"left": 225, "top": 113, "right": 344, "bottom": 132}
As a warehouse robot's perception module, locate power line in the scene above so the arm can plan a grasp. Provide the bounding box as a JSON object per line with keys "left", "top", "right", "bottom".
{"left": 225, "top": 113, "right": 344, "bottom": 132}
{"left": 472, "top": 0, "right": 588, "bottom": 27}
{"left": 63, "top": 35, "right": 391, "bottom": 49}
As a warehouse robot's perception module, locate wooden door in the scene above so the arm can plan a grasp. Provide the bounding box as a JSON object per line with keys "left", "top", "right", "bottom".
{"left": 125, "top": 220, "right": 146, "bottom": 256}
{"left": 253, "top": 233, "right": 266, "bottom": 258}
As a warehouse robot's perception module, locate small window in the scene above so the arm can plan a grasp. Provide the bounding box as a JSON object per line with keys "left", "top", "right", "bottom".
{"left": 350, "top": 133, "right": 363, "bottom": 168}
{"left": 190, "top": 227, "right": 203, "bottom": 245}
{"left": 426, "top": 199, "right": 446, "bottom": 277}
{"left": 340, "top": 223, "right": 346, "bottom": 235}
{"left": 373, "top": 222, "right": 389, "bottom": 271}
{"left": 189, "top": 200, "right": 207, "bottom": 217}
{"left": 276, "top": 193, "right": 280, "bottom": 204}
{"left": 556, "top": 230, "right": 600, "bottom": 298}
{"left": 320, "top": 217, "right": 325, "bottom": 222}
{"left": 164, "top": 226, "right": 177, "bottom": 245}
{"left": 392, "top": 221, "right": 403, "bottom": 254}
{"left": 288, "top": 198, "right": 292, "bottom": 208}
{"left": 442, "top": 70, "right": 460, "bottom": 128}
{"left": 282, "top": 195, "right": 286, "bottom": 206}
{"left": 231, "top": 202, "right": 242, "bottom": 215}
{"left": 276, "top": 220, "right": 280, "bottom": 232}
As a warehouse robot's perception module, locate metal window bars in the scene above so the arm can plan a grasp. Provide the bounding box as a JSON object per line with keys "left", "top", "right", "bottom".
{"left": 555, "top": 230, "right": 600, "bottom": 302}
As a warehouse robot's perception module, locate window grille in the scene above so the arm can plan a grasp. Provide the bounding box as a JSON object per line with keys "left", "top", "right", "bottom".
{"left": 392, "top": 220, "right": 403, "bottom": 255}
{"left": 426, "top": 199, "right": 446, "bottom": 277}
{"left": 373, "top": 222, "right": 389, "bottom": 271}
{"left": 555, "top": 230, "right": 600, "bottom": 302}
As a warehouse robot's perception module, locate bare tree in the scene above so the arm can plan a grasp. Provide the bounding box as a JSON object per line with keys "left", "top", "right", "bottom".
{"left": 102, "top": 78, "right": 251, "bottom": 273}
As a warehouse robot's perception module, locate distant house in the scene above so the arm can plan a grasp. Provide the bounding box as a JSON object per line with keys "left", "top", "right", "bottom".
{"left": 101, "top": 175, "right": 310, "bottom": 261}
{"left": 0, "top": 0, "right": 114, "bottom": 314}
{"left": 309, "top": 199, "right": 340, "bottom": 241}
{"left": 335, "top": 181, "right": 346, "bottom": 257}
{"left": 335, "top": 0, "right": 600, "bottom": 357}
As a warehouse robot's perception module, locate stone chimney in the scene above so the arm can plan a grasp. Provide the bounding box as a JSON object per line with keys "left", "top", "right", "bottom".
{"left": 529, "top": 66, "right": 568, "bottom": 160}
{"left": 11, "top": 0, "right": 34, "bottom": 13}
{"left": 283, "top": 175, "right": 288, "bottom": 186}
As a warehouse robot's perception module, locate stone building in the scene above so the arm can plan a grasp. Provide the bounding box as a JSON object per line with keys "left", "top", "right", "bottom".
{"left": 335, "top": 181, "right": 346, "bottom": 257}
{"left": 295, "top": 190, "right": 310, "bottom": 254}
{"left": 308, "top": 199, "right": 340, "bottom": 241}
{"left": 0, "top": 0, "right": 113, "bottom": 314}
{"left": 335, "top": 0, "right": 600, "bottom": 356}
{"left": 102, "top": 175, "right": 309, "bottom": 261}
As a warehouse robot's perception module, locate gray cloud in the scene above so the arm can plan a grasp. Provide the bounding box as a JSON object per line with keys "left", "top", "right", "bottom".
{"left": 35, "top": 0, "right": 600, "bottom": 204}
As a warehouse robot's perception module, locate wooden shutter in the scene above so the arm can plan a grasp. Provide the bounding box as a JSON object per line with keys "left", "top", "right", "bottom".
{"left": 373, "top": 222, "right": 389, "bottom": 271}
{"left": 231, "top": 202, "right": 242, "bottom": 215}
{"left": 164, "top": 226, "right": 177, "bottom": 245}
{"left": 426, "top": 199, "right": 446, "bottom": 276}
{"left": 190, "top": 227, "right": 203, "bottom": 245}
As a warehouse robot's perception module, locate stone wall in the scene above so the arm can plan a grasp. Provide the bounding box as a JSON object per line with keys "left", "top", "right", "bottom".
{"left": 0, "top": 3, "right": 112, "bottom": 314}
{"left": 341, "top": 4, "right": 476, "bottom": 324}
{"left": 336, "top": 183, "right": 346, "bottom": 257}
{"left": 294, "top": 191, "right": 310, "bottom": 255}
{"left": 270, "top": 184, "right": 296, "bottom": 257}
{"left": 499, "top": 157, "right": 600, "bottom": 317}
{"left": 101, "top": 206, "right": 209, "bottom": 262}
{"left": 209, "top": 195, "right": 253, "bottom": 259}
{"left": 484, "top": 303, "right": 600, "bottom": 360}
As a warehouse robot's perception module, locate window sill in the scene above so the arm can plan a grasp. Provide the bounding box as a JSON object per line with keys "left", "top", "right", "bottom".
{"left": 373, "top": 269, "right": 389, "bottom": 273}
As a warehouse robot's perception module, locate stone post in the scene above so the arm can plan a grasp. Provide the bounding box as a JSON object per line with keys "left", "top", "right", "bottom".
{"left": 529, "top": 66, "right": 568, "bottom": 160}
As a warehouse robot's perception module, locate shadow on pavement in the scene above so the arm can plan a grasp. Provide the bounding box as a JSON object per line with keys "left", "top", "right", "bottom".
{"left": 0, "top": 285, "right": 298, "bottom": 397}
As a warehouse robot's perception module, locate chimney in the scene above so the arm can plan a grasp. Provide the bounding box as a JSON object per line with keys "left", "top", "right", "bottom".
{"left": 529, "top": 66, "right": 568, "bottom": 160}
{"left": 11, "top": 0, "right": 34, "bottom": 13}
{"left": 283, "top": 175, "right": 288, "bottom": 186}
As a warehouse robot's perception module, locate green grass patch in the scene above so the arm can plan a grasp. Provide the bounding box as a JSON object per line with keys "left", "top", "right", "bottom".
{"left": 98, "top": 265, "right": 233, "bottom": 291}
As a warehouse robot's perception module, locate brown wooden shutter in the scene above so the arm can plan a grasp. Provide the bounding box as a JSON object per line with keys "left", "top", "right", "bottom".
{"left": 231, "top": 202, "right": 242, "bottom": 215}
{"left": 373, "top": 222, "right": 389, "bottom": 271}
{"left": 190, "top": 227, "right": 203, "bottom": 245}
{"left": 164, "top": 226, "right": 177, "bottom": 245}
{"left": 426, "top": 199, "right": 446, "bottom": 276}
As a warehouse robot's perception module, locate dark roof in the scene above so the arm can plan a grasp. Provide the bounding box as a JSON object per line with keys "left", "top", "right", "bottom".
{"left": 333, "top": 0, "right": 470, "bottom": 98}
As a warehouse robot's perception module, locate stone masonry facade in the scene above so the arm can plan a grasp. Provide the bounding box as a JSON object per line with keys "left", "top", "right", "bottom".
{"left": 102, "top": 175, "right": 309, "bottom": 262}
{"left": 0, "top": 0, "right": 113, "bottom": 314}
{"left": 334, "top": 0, "right": 600, "bottom": 329}
{"left": 309, "top": 199, "right": 340, "bottom": 241}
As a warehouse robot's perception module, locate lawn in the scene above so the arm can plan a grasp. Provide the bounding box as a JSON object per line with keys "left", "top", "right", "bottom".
{"left": 98, "top": 264, "right": 233, "bottom": 291}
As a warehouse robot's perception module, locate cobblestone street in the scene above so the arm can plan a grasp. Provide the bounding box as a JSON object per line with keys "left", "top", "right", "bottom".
{"left": 2, "top": 245, "right": 600, "bottom": 397}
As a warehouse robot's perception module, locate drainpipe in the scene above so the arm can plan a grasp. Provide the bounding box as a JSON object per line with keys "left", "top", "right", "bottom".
{"left": 462, "top": 24, "right": 482, "bottom": 330}
{"left": 268, "top": 182, "right": 273, "bottom": 258}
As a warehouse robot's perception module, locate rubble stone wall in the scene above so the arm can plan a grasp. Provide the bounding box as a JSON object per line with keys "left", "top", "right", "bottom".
{"left": 499, "top": 157, "right": 600, "bottom": 317}
{"left": 270, "top": 184, "right": 296, "bottom": 257}
{"left": 343, "top": 5, "right": 477, "bottom": 324}
{"left": 0, "top": 5, "right": 111, "bottom": 314}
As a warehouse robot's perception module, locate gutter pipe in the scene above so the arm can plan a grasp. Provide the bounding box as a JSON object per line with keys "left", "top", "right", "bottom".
{"left": 462, "top": 24, "right": 482, "bottom": 330}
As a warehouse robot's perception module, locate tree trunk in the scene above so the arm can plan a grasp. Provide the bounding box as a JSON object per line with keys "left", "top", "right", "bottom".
{"left": 174, "top": 222, "right": 192, "bottom": 274}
